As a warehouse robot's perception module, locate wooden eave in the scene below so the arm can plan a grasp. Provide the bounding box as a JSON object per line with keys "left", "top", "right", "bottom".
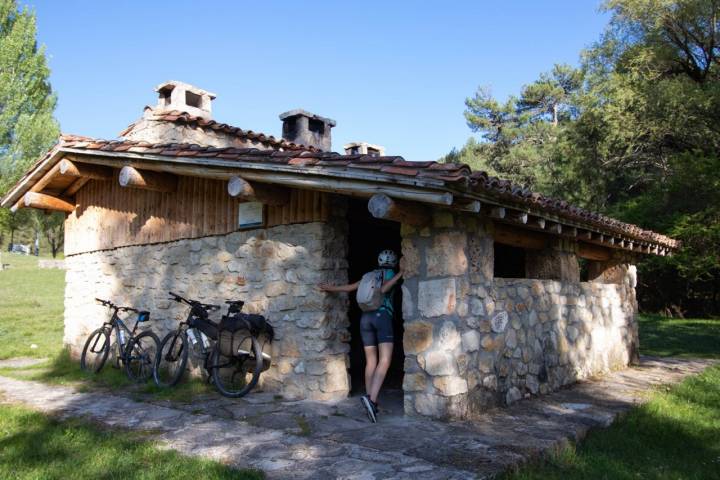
{"left": 0, "top": 146, "right": 678, "bottom": 256}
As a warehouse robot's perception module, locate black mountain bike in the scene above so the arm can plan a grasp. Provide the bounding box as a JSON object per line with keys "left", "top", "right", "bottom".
{"left": 154, "top": 292, "right": 272, "bottom": 398}
{"left": 80, "top": 298, "right": 160, "bottom": 382}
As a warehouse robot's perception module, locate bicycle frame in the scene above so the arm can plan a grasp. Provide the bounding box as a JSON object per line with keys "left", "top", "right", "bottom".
{"left": 90, "top": 309, "right": 141, "bottom": 364}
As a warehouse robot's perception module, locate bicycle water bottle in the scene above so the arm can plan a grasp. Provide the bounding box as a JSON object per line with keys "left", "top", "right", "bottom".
{"left": 187, "top": 328, "right": 198, "bottom": 345}
{"left": 118, "top": 329, "right": 127, "bottom": 347}
{"left": 200, "top": 331, "right": 210, "bottom": 349}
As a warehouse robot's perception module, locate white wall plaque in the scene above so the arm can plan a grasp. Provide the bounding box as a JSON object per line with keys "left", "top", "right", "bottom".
{"left": 238, "top": 202, "right": 264, "bottom": 228}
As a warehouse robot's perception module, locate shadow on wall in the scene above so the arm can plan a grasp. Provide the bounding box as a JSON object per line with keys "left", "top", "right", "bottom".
{"left": 473, "top": 278, "right": 639, "bottom": 409}
{"left": 63, "top": 219, "right": 352, "bottom": 401}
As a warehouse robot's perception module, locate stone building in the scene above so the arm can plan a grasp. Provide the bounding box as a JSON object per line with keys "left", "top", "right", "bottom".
{"left": 1, "top": 82, "right": 679, "bottom": 419}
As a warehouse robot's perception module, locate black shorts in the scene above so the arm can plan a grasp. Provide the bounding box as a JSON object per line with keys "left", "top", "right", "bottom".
{"left": 360, "top": 309, "right": 394, "bottom": 346}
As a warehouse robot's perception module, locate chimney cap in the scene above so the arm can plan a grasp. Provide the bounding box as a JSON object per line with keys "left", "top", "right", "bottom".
{"left": 279, "top": 108, "right": 336, "bottom": 127}
{"left": 344, "top": 142, "right": 385, "bottom": 156}
{"left": 155, "top": 80, "right": 216, "bottom": 99}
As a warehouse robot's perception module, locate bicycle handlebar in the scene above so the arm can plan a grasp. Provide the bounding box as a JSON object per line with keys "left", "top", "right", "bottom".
{"left": 168, "top": 291, "right": 220, "bottom": 311}
{"left": 95, "top": 298, "right": 139, "bottom": 314}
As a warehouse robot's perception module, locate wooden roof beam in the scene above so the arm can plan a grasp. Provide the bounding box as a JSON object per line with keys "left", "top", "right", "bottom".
{"left": 562, "top": 226, "right": 578, "bottom": 238}
{"left": 545, "top": 222, "right": 562, "bottom": 235}
{"left": 119, "top": 166, "right": 177, "bottom": 193}
{"left": 368, "top": 193, "right": 430, "bottom": 227}
{"left": 494, "top": 223, "right": 549, "bottom": 250}
{"left": 505, "top": 210, "right": 528, "bottom": 224}
{"left": 577, "top": 242, "right": 612, "bottom": 261}
{"left": 59, "top": 159, "right": 113, "bottom": 180}
{"left": 490, "top": 206, "right": 506, "bottom": 219}
{"left": 22, "top": 192, "right": 75, "bottom": 213}
{"left": 527, "top": 216, "right": 546, "bottom": 229}
{"left": 577, "top": 229, "right": 592, "bottom": 241}
{"left": 227, "top": 176, "right": 290, "bottom": 206}
{"left": 450, "top": 198, "right": 481, "bottom": 213}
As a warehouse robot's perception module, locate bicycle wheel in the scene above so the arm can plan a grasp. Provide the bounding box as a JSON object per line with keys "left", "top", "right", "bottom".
{"left": 153, "top": 330, "right": 188, "bottom": 387}
{"left": 124, "top": 331, "right": 160, "bottom": 382}
{"left": 80, "top": 328, "right": 110, "bottom": 373}
{"left": 210, "top": 335, "right": 263, "bottom": 398}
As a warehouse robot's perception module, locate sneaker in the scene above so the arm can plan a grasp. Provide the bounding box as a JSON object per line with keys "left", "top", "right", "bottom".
{"left": 361, "top": 395, "right": 377, "bottom": 423}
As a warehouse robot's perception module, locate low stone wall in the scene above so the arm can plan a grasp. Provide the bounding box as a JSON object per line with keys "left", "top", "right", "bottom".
{"left": 400, "top": 212, "right": 639, "bottom": 419}
{"left": 39, "top": 259, "right": 65, "bottom": 269}
{"left": 64, "top": 220, "right": 351, "bottom": 401}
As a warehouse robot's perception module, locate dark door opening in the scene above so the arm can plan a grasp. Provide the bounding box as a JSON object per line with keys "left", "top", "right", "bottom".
{"left": 346, "top": 198, "right": 404, "bottom": 394}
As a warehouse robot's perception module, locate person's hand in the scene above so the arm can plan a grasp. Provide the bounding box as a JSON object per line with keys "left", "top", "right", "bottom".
{"left": 317, "top": 283, "right": 333, "bottom": 292}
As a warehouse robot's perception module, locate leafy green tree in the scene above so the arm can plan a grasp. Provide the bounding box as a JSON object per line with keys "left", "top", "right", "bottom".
{"left": 0, "top": 0, "right": 59, "bottom": 195}
{"left": 29, "top": 210, "right": 63, "bottom": 257}
{"left": 451, "top": 0, "right": 720, "bottom": 316}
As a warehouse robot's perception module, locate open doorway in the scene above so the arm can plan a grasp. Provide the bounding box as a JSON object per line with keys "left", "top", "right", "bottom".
{"left": 346, "top": 198, "right": 404, "bottom": 396}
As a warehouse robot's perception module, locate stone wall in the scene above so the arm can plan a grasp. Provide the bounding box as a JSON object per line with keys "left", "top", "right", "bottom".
{"left": 64, "top": 219, "right": 351, "bottom": 401}
{"left": 400, "top": 212, "right": 639, "bottom": 419}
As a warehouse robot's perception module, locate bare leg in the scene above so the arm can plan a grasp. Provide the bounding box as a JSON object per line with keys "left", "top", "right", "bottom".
{"left": 368, "top": 342, "right": 393, "bottom": 403}
{"left": 363, "top": 346, "right": 378, "bottom": 395}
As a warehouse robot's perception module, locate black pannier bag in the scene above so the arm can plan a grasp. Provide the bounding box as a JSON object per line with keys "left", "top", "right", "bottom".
{"left": 218, "top": 313, "right": 274, "bottom": 358}
{"left": 188, "top": 315, "right": 219, "bottom": 340}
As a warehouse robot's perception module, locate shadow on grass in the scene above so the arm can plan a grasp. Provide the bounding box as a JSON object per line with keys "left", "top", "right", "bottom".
{"left": 502, "top": 365, "right": 720, "bottom": 480}
{"left": 0, "top": 404, "right": 263, "bottom": 480}
{"left": 639, "top": 315, "right": 720, "bottom": 358}
{"left": 6, "top": 348, "right": 217, "bottom": 403}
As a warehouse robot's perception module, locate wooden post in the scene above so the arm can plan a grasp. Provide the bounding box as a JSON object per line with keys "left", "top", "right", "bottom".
{"left": 23, "top": 192, "right": 75, "bottom": 213}
{"left": 118, "top": 166, "right": 177, "bottom": 193}
{"left": 59, "top": 159, "right": 112, "bottom": 180}
{"left": 368, "top": 194, "right": 430, "bottom": 227}
{"left": 227, "top": 176, "right": 290, "bottom": 206}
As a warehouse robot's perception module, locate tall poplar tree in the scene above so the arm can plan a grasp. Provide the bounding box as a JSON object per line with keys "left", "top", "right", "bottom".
{"left": 0, "top": 0, "right": 59, "bottom": 250}
{"left": 0, "top": 0, "right": 58, "bottom": 194}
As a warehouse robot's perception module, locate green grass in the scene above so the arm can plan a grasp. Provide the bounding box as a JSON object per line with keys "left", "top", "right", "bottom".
{"left": 638, "top": 314, "right": 720, "bottom": 358}
{"left": 502, "top": 365, "right": 720, "bottom": 480}
{"left": 503, "top": 316, "right": 720, "bottom": 480}
{"left": 0, "top": 348, "right": 217, "bottom": 403}
{"left": 0, "top": 403, "right": 262, "bottom": 480}
{"left": 0, "top": 253, "right": 65, "bottom": 359}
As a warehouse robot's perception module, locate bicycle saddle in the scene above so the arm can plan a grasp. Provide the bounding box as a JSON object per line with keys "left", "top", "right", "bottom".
{"left": 197, "top": 302, "right": 221, "bottom": 311}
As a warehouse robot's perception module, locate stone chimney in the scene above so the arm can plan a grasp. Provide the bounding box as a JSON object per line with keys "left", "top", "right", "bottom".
{"left": 155, "top": 80, "right": 216, "bottom": 119}
{"left": 344, "top": 142, "right": 385, "bottom": 156}
{"left": 279, "top": 109, "right": 336, "bottom": 151}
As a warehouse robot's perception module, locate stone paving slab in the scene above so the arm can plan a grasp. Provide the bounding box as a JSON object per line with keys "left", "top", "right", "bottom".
{"left": 0, "top": 356, "right": 716, "bottom": 479}
{"left": 0, "top": 357, "right": 47, "bottom": 369}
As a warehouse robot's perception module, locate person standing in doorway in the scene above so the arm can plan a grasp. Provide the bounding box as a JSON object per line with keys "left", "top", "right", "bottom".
{"left": 318, "top": 249, "right": 403, "bottom": 423}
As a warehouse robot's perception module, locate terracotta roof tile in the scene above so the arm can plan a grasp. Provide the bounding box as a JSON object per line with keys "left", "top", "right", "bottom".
{"left": 21, "top": 134, "right": 678, "bottom": 250}
{"left": 146, "top": 109, "right": 318, "bottom": 152}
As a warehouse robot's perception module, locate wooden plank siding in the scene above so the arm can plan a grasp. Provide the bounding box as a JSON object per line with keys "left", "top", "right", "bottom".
{"left": 65, "top": 174, "right": 330, "bottom": 255}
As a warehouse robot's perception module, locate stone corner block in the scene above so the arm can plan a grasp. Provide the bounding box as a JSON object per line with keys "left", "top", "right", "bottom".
{"left": 418, "top": 278, "right": 456, "bottom": 318}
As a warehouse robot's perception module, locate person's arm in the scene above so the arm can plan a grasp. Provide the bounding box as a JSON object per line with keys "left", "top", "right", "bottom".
{"left": 381, "top": 268, "right": 403, "bottom": 294}
{"left": 317, "top": 280, "right": 360, "bottom": 293}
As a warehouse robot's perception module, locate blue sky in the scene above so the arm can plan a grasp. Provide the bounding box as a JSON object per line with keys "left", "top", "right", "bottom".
{"left": 28, "top": 1, "right": 609, "bottom": 161}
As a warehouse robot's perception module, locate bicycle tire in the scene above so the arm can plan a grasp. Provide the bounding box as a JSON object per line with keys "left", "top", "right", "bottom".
{"left": 80, "top": 328, "right": 110, "bottom": 373}
{"left": 153, "top": 330, "right": 189, "bottom": 387}
{"left": 210, "top": 335, "right": 263, "bottom": 398}
{"left": 124, "top": 330, "right": 160, "bottom": 382}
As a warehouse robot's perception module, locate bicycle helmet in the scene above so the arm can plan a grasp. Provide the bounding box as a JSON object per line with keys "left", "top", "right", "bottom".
{"left": 378, "top": 249, "right": 398, "bottom": 268}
